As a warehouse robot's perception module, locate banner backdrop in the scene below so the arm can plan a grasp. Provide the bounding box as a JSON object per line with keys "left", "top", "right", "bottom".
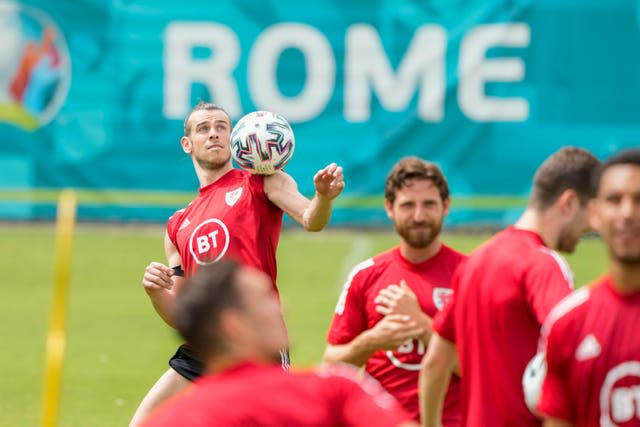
{"left": 1, "top": 0, "right": 639, "bottom": 225}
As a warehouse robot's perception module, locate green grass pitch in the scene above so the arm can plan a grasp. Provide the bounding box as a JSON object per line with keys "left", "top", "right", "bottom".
{"left": 0, "top": 224, "right": 607, "bottom": 426}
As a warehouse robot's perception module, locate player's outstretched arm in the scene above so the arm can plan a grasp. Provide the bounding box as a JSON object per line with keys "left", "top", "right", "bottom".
{"left": 264, "top": 163, "right": 344, "bottom": 231}
{"left": 141, "top": 232, "right": 186, "bottom": 328}
{"left": 419, "top": 333, "right": 457, "bottom": 427}
{"left": 324, "top": 314, "right": 424, "bottom": 367}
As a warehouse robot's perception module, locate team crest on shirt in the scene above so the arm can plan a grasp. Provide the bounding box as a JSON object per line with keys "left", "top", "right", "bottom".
{"left": 189, "top": 219, "right": 230, "bottom": 265}
{"left": 599, "top": 361, "right": 640, "bottom": 426}
{"left": 225, "top": 187, "right": 243, "bottom": 206}
{"left": 432, "top": 287, "right": 454, "bottom": 311}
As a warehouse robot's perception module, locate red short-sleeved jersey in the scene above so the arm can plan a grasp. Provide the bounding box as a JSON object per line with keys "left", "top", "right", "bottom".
{"left": 166, "top": 169, "right": 282, "bottom": 289}
{"left": 435, "top": 227, "right": 574, "bottom": 427}
{"left": 327, "top": 245, "right": 466, "bottom": 423}
{"left": 141, "top": 363, "right": 413, "bottom": 427}
{"left": 538, "top": 277, "right": 640, "bottom": 427}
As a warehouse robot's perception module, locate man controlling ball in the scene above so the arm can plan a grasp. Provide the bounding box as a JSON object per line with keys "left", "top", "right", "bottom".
{"left": 129, "top": 102, "right": 345, "bottom": 426}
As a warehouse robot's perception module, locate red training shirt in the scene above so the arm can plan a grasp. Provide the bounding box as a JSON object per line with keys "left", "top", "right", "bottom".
{"left": 327, "top": 245, "right": 465, "bottom": 423}
{"left": 167, "top": 169, "right": 282, "bottom": 289}
{"left": 434, "top": 227, "right": 574, "bottom": 427}
{"left": 538, "top": 276, "right": 640, "bottom": 427}
{"left": 141, "top": 362, "right": 413, "bottom": 427}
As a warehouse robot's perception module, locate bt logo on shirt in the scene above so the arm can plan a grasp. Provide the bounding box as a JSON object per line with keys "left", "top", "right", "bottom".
{"left": 385, "top": 285, "right": 453, "bottom": 371}
{"left": 385, "top": 339, "right": 425, "bottom": 372}
{"left": 189, "top": 219, "right": 230, "bottom": 265}
{"left": 600, "top": 361, "right": 640, "bottom": 426}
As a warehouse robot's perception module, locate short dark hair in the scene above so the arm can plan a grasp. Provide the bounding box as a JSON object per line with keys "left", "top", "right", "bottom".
{"left": 183, "top": 101, "right": 231, "bottom": 136}
{"left": 593, "top": 148, "right": 640, "bottom": 193}
{"left": 175, "top": 260, "right": 244, "bottom": 360}
{"left": 530, "top": 147, "right": 601, "bottom": 210}
{"left": 384, "top": 157, "right": 449, "bottom": 204}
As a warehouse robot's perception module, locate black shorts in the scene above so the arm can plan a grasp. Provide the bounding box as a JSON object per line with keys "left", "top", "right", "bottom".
{"left": 169, "top": 344, "right": 291, "bottom": 381}
{"left": 168, "top": 345, "right": 203, "bottom": 381}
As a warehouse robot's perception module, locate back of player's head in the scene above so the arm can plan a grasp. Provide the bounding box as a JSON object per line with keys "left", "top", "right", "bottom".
{"left": 183, "top": 101, "right": 231, "bottom": 136}
{"left": 385, "top": 156, "right": 449, "bottom": 204}
{"left": 530, "top": 147, "right": 600, "bottom": 210}
{"left": 593, "top": 148, "right": 640, "bottom": 193}
{"left": 175, "top": 259, "right": 244, "bottom": 359}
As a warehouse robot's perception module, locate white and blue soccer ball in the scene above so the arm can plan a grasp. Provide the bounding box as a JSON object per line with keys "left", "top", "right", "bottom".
{"left": 230, "top": 111, "right": 295, "bottom": 175}
{"left": 522, "top": 352, "right": 547, "bottom": 414}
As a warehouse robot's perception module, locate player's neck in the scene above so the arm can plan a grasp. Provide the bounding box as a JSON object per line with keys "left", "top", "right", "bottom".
{"left": 196, "top": 163, "right": 234, "bottom": 188}
{"left": 204, "top": 353, "right": 256, "bottom": 375}
{"left": 609, "top": 261, "right": 640, "bottom": 294}
{"left": 399, "top": 239, "right": 442, "bottom": 264}
{"left": 205, "top": 344, "right": 276, "bottom": 374}
{"left": 514, "top": 208, "right": 557, "bottom": 249}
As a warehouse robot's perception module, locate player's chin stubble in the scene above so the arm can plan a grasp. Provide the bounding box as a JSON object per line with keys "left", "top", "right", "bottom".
{"left": 197, "top": 153, "right": 231, "bottom": 171}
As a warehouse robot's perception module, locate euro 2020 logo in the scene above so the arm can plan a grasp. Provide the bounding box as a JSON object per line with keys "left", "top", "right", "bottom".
{"left": 0, "top": 1, "right": 70, "bottom": 131}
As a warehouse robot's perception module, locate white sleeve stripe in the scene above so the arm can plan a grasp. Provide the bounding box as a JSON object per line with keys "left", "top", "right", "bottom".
{"left": 538, "top": 247, "right": 575, "bottom": 289}
{"left": 538, "top": 286, "right": 591, "bottom": 351}
{"left": 334, "top": 258, "right": 375, "bottom": 315}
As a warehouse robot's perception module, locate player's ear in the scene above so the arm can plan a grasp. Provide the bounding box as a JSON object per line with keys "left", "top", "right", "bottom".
{"left": 384, "top": 199, "right": 394, "bottom": 220}
{"left": 588, "top": 199, "right": 602, "bottom": 233}
{"left": 219, "top": 309, "right": 246, "bottom": 342}
{"left": 558, "top": 189, "right": 578, "bottom": 215}
{"left": 442, "top": 197, "right": 451, "bottom": 216}
{"left": 180, "top": 136, "right": 192, "bottom": 154}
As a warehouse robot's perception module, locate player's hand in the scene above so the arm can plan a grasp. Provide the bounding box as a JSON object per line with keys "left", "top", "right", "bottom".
{"left": 365, "top": 314, "right": 424, "bottom": 350}
{"left": 374, "top": 280, "right": 423, "bottom": 319}
{"left": 313, "top": 163, "right": 344, "bottom": 201}
{"left": 141, "top": 262, "right": 174, "bottom": 292}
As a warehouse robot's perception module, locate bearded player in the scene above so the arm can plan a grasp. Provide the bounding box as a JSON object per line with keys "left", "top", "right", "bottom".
{"left": 324, "top": 157, "right": 465, "bottom": 424}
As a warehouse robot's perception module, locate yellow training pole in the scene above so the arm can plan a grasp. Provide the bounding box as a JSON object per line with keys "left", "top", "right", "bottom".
{"left": 41, "top": 190, "right": 77, "bottom": 427}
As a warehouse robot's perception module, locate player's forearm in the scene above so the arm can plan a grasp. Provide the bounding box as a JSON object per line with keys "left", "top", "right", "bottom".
{"left": 323, "top": 334, "right": 378, "bottom": 367}
{"left": 302, "top": 193, "right": 333, "bottom": 231}
{"left": 146, "top": 289, "right": 177, "bottom": 328}
{"left": 419, "top": 334, "right": 458, "bottom": 427}
{"left": 419, "top": 366, "right": 450, "bottom": 427}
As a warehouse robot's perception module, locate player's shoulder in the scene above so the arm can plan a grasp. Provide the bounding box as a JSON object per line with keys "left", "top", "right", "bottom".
{"left": 168, "top": 207, "right": 187, "bottom": 221}
{"left": 530, "top": 246, "right": 574, "bottom": 285}
{"left": 341, "top": 256, "right": 378, "bottom": 294}
{"left": 344, "top": 248, "right": 396, "bottom": 278}
{"left": 542, "top": 283, "right": 597, "bottom": 338}
{"left": 333, "top": 253, "right": 386, "bottom": 315}
{"left": 352, "top": 248, "right": 402, "bottom": 280}
{"left": 166, "top": 207, "right": 188, "bottom": 233}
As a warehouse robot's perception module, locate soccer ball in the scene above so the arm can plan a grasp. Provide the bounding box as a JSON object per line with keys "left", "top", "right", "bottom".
{"left": 522, "top": 352, "right": 547, "bottom": 414}
{"left": 230, "top": 111, "right": 295, "bottom": 175}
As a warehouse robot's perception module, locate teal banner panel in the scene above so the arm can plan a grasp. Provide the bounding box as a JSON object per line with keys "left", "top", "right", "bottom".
{"left": 1, "top": 0, "right": 638, "bottom": 225}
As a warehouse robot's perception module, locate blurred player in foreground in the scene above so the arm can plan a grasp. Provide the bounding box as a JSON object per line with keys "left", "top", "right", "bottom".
{"left": 324, "top": 157, "right": 466, "bottom": 423}
{"left": 420, "top": 147, "right": 601, "bottom": 427}
{"left": 538, "top": 148, "right": 640, "bottom": 427}
{"left": 131, "top": 102, "right": 344, "bottom": 426}
{"left": 141, "top": 260, "right": 418, "bottom": 427}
